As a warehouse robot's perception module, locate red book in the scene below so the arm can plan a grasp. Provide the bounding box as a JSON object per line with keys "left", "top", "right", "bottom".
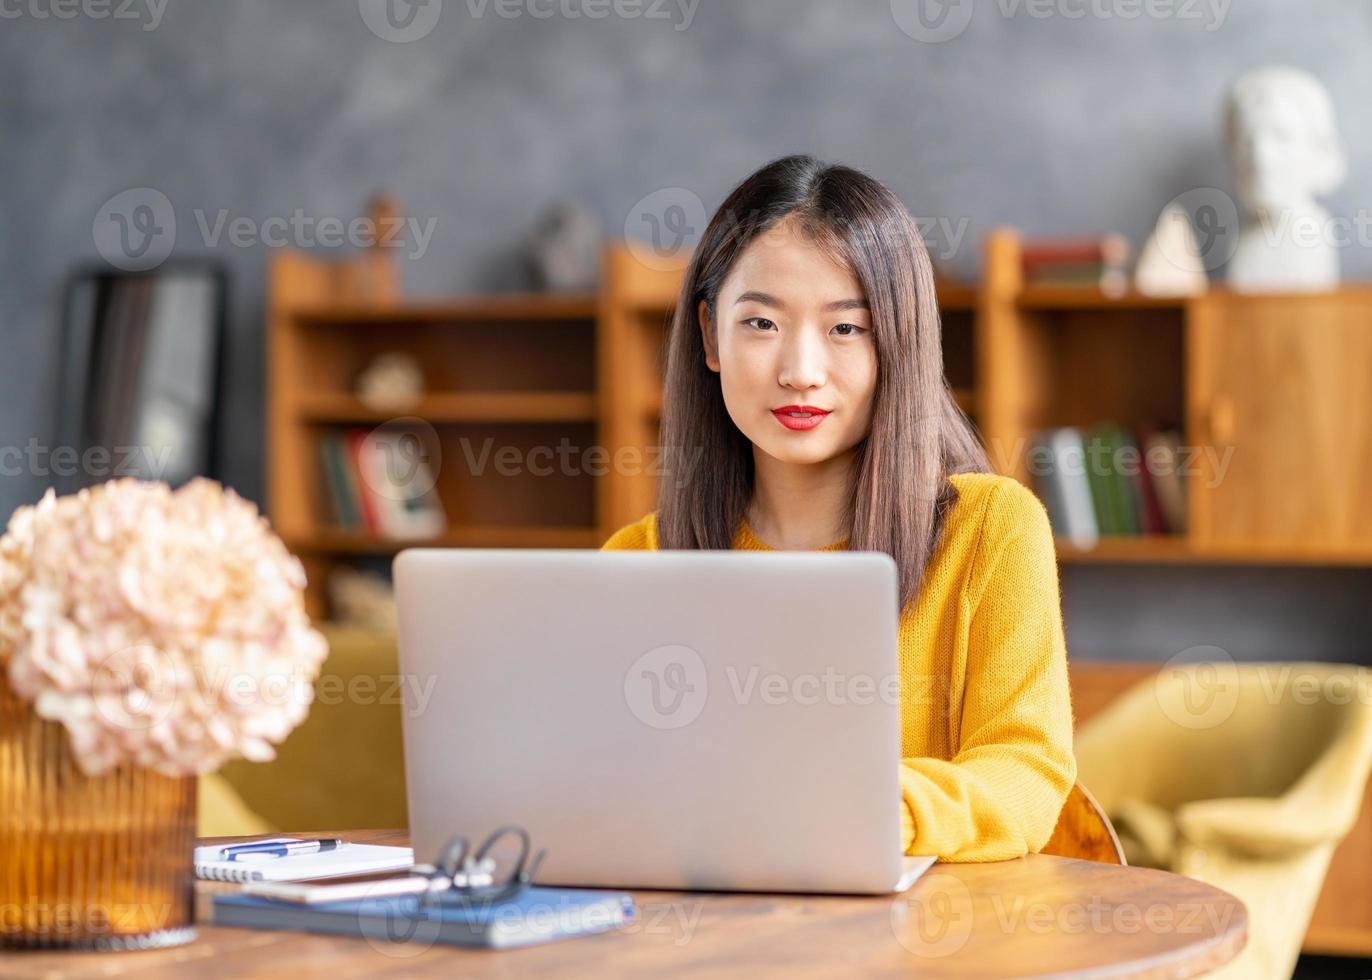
{"left": 1133, "top": 424, "right": 1169, "bottom": 533}
{"left": 1021, "top": 234, "right": 1130, "bottom": 273}
{"left": 346, "top": 429, "right": 380, "bottom": 534}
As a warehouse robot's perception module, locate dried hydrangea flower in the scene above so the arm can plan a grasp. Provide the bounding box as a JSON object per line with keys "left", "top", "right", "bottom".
{"left": 0, "top": 478, "right": 328, "bottom": 777}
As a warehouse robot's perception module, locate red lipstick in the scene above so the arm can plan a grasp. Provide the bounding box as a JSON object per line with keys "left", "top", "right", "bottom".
{"left": 771, "top": 405, "right": 830, "bottom": 431}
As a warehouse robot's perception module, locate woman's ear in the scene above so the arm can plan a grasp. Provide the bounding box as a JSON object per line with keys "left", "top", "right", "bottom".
{"left": 698, "top": 299, "right": 721, "bottom": 373}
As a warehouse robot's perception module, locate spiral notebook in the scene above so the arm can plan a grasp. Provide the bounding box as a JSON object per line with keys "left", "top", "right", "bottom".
{"left": 194, "top": 839, "right": 415, "bottom": 883}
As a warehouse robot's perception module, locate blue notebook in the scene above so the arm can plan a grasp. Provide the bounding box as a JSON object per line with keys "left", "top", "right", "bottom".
{"left": 213, "top": 887, "right": 635, "bottom": 950}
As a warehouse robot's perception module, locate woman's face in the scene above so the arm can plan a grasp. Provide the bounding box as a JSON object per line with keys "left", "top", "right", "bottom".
{"left": 698, "top": 215, "right": 878, "bottom": 467}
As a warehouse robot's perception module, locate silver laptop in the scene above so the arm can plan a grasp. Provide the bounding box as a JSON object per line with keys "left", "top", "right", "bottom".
{"left": 393, "top": 548, "right": 933, "bottom": 894}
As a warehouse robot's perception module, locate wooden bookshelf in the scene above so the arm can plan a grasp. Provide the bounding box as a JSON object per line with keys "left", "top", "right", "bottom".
{"left": 268, "top": 239, "right": 602, "bottom": 618}
{"left": 269, "top": 222, "right": 1372, "bottom": 616}
{"left": 981, "top": 226, "right": 1372, "bottom": 566}
{"left": 596, "top": 244, "right": 687, "bottom": 540}
{"left": 597, "top": 230, "right": 1372, "bottom": 568}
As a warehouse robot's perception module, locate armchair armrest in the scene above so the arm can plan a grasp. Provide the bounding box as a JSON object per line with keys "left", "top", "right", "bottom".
{"left": 1178, "top": 699, "right": 1372, "bottom": 859}
{"left": 1175, "top": 795, "right": 1351, "bottom": 859}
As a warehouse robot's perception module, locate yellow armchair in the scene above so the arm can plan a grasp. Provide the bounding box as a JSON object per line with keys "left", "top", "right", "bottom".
{"left": 1075, "top": 661, "right": 1372, "bottom": 980}
{"left": 198, "top": 625, "right": 410, "bottom": 836}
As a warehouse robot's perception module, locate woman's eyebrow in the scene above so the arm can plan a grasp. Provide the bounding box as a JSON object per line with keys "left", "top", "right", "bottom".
{"left": 733, "top": 290, "right": 869, "bottom": 312}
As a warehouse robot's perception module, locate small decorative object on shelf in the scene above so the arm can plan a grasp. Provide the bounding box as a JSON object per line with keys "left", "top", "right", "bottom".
{"left": 0, "top": 478, "right": 328, "bottom": 949}
{"left": 356, "top": 350, "right": 425, "bottom": 412}
{"left": 1020, "top": 234, "right": 1131, "bottom": 296}
{"left": 1226, "top": 65, "right": 1347, "bottom": 292}
{"left": 526, "top": 198, "right": 602, "bottom": 291}
{"left": 1134, "top": 203, "right": 1209, "bottom": 298}
{"left": 327, "top": 567, "right": 396, "bottom": 631}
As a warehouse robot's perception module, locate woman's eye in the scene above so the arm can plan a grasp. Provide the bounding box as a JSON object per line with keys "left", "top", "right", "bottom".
{"left": 743, "top": 317, "right": 777, "bottom": 332}
{"left": 832, "top": 323, "right": 866, "bottom": 337}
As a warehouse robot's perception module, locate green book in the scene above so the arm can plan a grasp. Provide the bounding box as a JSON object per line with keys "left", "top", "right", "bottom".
{"left": 321, "top": 434, "right": 361, "bottom": 530}
{"left": 1093, "top": 423, "right": 1139, "bottom": 535}
{"left": 1084, "top": 426, "right": 1117, "bottom": 535}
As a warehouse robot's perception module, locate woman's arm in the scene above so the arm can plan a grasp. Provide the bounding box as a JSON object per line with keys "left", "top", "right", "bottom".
{"left": 900, "top": 481, "right": 1077, "bottom": 862}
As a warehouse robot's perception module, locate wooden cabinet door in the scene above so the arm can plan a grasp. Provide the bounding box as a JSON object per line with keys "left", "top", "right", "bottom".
{"left": 1187, "top": 291, "right": 1372, "bottom": 551}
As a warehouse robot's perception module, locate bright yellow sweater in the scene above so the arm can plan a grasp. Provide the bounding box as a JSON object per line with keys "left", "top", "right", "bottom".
{"left": 600, "top": 471, "right": 1077, "bottom": 863}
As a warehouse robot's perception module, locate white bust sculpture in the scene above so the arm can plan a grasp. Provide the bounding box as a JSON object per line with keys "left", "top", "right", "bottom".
{"left": 1225, "top": 66, "right": 1347, "bottom": 291}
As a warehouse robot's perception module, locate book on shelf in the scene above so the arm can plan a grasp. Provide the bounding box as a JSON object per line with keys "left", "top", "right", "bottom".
{"left": 318, "top": 428, "right": 447, "bottom": 540}
{"left": 1029, "top": 427, "right": 1099, "bottom": 548}
{"left": 1030, "top": 421, "right": 1187, "bottom": 543}
{"left": 1141, "top": 428, "right": 1187, "bottom": 533}
{"left": 1021, "top": 234, "right": 1131, "bottom": 295}
{"left": 345, "top": 430, "right": 382, "bottom": 533}
{"left": 1087, "top": 423, "right": 1137, "bottom": 535}
{"left": 318, "top": 434, "right": 360, "bottom": 529}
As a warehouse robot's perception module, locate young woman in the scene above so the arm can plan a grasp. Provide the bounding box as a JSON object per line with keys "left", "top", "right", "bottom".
{"left": 601, "top": 154, "right": 1076, "bottom": 863}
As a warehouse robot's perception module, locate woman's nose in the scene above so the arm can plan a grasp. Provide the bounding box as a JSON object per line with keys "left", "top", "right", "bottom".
{"left": 778, "top": 327, "right": 826, "bottom": 391}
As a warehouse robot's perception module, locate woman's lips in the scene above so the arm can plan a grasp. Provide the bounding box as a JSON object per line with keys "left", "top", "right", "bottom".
{"left": 771, "top": 408, "right": 830, "bottom": 431}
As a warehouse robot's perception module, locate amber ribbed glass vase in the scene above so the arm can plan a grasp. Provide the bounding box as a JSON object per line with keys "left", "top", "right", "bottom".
{"left": 0, "top": 672, "right": 197, "bottom": 949}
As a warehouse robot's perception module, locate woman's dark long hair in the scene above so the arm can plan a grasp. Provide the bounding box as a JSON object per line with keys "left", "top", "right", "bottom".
{"left": 655, "top": 154, "right": 991, "bottom": 612}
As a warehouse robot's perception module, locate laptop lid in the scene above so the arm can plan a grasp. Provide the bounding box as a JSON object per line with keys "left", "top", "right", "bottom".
{"left": 395, "top": 548, "right": 905, "bottom": 894}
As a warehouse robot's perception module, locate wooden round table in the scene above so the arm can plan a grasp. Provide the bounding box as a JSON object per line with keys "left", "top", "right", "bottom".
{"left": 7, "top": 831, "right": 1248, "bottom": 978}
{"left": 883, "top": 852, "right": 1247, "bottom": 977}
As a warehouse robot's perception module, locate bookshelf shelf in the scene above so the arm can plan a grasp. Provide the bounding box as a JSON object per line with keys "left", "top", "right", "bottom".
{"left": 1054, "top": 535, "right": 1189, "bottom": 562}
{"left": 1016, "top": 286, "right": 1190, "bottom": 310}
{"left": 293, "top": 294, "right": 598, "bottom": 325}
{"left": 299, "top": 391, "right": 598, "bottom": 424}
{"left": 286, "top": 524, "right": 603, "bottom": 554}
{"left": 1056, "top": 537, "right": 1372, "bottom": 566}
{"left": 936, "top": 282, "right": 978, "bottom": 311}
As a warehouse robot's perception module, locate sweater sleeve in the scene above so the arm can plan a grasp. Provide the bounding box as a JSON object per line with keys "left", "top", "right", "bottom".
{"left": 899, "top": 480, "right": 1077, "bottom": 862}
